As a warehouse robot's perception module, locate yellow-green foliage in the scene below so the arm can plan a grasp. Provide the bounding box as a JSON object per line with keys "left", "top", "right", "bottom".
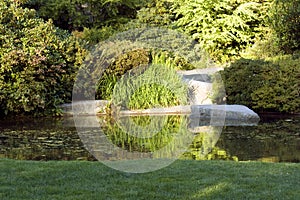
{"left": 0, "top": 0, "right": 86, "bottom": 116}
{"left": 171, "top": 0, "right": 271, "bottom": 63}
{"left": 136, "top": 0, "right": 174, "bottom": 26}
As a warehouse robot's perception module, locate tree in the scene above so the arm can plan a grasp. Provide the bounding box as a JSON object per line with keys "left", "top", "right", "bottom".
{"left": 269, "top": 0, "right": 300, "bottom": 54}
{"left": 171, "top": 0, "right": 271, "bottom": 63}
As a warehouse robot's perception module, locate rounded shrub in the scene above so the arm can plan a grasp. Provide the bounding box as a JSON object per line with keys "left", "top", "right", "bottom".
{"left": 0, "top": 0, "right": 86, "bottom": 116}
{"left": 221, "top": 57, "right": 300, "bottom": 113}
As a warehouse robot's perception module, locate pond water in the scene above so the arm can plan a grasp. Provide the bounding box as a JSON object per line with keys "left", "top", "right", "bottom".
{"left": 0, "top": 114, "right": 299, "bottom": 163}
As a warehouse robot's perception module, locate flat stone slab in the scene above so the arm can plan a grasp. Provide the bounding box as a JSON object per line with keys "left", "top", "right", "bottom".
{"left": 189, "top": 104, "right": 260, "bottom": 127}
{"left": 62, "top": 101, "right": 260, "bottom": 127}
{"left": 177, "top": 67, "right": 223, "bottom": 75}
{"left": 120, "top": 104, "right": 260, "bottom": 126}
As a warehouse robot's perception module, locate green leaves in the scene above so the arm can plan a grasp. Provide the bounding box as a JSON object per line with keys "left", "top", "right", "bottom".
{"left": 171, "top": 0, "right": 270, "bottom": 63}
{"left": 0, "top": 0, "right": 87, "bottom": 116}
{"left": 112, "top": 62, "right": 188, "bottom": 110}
{"left": 269, "top": 0, "right": 300, "bottom": 53}
{"left": 24, "top": 0, "right": 141, "bottom": 31}
{"left": 222, "top": 56, "right": 300, "bottom": 113}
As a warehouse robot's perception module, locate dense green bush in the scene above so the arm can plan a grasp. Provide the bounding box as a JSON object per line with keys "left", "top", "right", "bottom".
{"left": 221, "top": 57, "right": 300, "bottom": 113}
{"left": 136, "top": 0, "right": 174, "bottom": 26}
{"left": 0, "top": 0, "right": 86, "bottom": 116}
{"left": 24, "top": 0, "right": 145, "bottom": 31}
{"left": 171, "top": 0, "right": 271, "bottom": 63}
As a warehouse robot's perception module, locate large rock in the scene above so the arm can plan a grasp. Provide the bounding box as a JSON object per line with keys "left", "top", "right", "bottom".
{"left": 185, "top": 79, "right": 213, "bottom": 105}
{"left": 177, "top": 68, "right": 223, "bottom": 105}
{"left": 189, "top": 105, "right": 260, "bottom": 127}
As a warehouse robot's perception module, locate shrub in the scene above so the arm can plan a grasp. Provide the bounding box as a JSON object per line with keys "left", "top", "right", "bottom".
{"left": 136, "top": 0, "right": 174, "bottom": 26}
{"left": 0, "top": 0, "right": 86, "bottom": 116}
{"left": 24, "top": 0, "right": 144, "bottom": 31}
{"left": 221, "top": 57, "right": 300, "bottom": 113}
{"left": 95, "top": 48, "right": 196, "bottom": 101}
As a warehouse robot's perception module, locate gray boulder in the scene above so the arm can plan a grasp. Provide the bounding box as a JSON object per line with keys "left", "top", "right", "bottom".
{"left": 189, "top": 104, "right": 260, "bottom": 128}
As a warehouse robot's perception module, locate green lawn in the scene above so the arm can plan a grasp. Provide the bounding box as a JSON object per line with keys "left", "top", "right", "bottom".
{"left": 0, "top": 159, "right": 299, "bottom": 199}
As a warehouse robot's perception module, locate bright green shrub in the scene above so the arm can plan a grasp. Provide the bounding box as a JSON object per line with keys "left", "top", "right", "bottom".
{"left": 0, "top": 0, "right": 86, "bottom": 116}
{"left": 171, "top": 0, "right": 271, "bottom": 63}
{"left": 221, "top": 57, "right": 300, "bottom": 113}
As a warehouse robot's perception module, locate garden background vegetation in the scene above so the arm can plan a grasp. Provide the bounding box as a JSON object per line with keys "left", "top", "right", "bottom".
{"left": 0, "top": 0, "right": 299, "bottom": 116}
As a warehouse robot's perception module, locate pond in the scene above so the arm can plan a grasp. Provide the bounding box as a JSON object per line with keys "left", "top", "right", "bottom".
{"left": 0, "top": 114, "right": 299, "bottom": 163}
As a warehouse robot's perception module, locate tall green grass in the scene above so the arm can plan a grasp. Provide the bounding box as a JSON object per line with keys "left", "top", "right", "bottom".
{"left": 96, "top": 49, "right": 193, "bottom": 104}
{"left": 112, "top": 60, "right": 188, "bottom": 110}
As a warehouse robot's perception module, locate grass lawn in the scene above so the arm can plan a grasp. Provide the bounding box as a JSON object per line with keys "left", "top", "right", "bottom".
{"left": 0, "top": 159, "right": 299, "bottom": 199}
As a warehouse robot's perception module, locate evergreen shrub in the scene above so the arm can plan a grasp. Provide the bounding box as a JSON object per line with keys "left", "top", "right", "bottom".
{"left": 0, "top": 0, "right": 86, "bottom": 116}
{"left": 221, "top": 57, "right": 300, "bottom": 113}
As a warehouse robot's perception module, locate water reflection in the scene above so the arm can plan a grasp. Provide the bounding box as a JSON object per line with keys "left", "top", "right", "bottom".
{"left": 0, "top": 115, "right": 299, "bottom": 163}
{"left": 78, "top": 115, "right": 224, "bottom": 161}
{"left": 0, "top": 119, "right": 94, "bottom": 161}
